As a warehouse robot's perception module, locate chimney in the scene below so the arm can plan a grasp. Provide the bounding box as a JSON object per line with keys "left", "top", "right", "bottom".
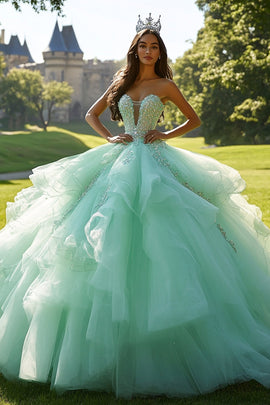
{"left": 0, "top": 29, "right": 5, "bottom": 44}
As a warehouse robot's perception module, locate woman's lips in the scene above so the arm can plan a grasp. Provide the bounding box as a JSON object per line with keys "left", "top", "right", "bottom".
{"left": 144, "top": 56, "right": 153, "bottom": 60}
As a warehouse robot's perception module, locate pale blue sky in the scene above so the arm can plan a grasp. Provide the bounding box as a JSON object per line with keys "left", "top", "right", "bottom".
{"left": 0, "top": 0, "right": 204, "bottom": 63}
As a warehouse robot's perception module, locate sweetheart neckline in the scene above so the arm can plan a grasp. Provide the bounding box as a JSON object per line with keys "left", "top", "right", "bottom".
{"left": 119, "top": 93, "right": 164, "bottom": 127}
{"left": 123, "top": 93, "right": 165, "bottom": 107}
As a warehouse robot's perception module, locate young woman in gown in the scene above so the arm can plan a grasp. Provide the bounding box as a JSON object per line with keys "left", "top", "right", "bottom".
{"left": 0, "top": 15, "right": 270, "bottom": 399}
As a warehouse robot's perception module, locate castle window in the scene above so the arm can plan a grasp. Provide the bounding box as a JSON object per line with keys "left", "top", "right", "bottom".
{"left": 61, "top": 70, "right": 64, "bottom": 81}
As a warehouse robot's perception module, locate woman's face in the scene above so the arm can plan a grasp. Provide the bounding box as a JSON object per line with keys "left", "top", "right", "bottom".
{"left": 137, "top": 33, "right": 160, "bottom": 66}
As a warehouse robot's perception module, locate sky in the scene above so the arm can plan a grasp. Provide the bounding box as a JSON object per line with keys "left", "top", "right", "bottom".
{"left": 0, "top": 0, "right": 204, "bottom": 64}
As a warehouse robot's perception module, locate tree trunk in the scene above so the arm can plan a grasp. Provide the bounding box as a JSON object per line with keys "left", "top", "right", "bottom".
{"left": 37, "top": 103, "right": 47, "bottom": 131}
{"left": 46, "top": 102, "right": 55, "bottom": 129}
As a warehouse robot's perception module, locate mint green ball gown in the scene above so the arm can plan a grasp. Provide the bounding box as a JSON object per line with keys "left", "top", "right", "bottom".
{"left": 0, "top": 94, "right": 270, "bottom": 399}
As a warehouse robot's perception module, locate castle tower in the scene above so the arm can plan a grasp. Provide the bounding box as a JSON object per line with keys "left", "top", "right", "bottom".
{"left": 43, "top": 21, "right": 84, "bottom": 121}
{"left": 0, "top": 32, "right": 34, "bottom": 71}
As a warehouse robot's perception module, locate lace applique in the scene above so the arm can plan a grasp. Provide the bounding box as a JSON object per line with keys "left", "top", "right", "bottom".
{"left": 217, "top": 223, "right": 237, "bottom": 253}
{"left": 94, "top": 184, "right": 111, "bottom": 211}
{"left": 149, "top": 141, "right": 212, "bottom": 204}
{"left": 53, "top": 169, "right": 103, "bottom": 229}
{"left": 183, "top": 182, "right": 212, "bottom": 203}
{"left": 122, "top": 150, "right": 136, "bottom": 165}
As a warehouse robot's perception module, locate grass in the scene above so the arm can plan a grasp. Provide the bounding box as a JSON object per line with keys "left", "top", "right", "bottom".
{"left": 0, "top": 130, "right": 270, "bottom": 403}
{"left": 1, "top": 376, "right": 270, "bottom": 405}
{"left": 0, "top": 128, "right": 89, "bottom": 173}
{"left": 0, "top": 121, "right": 123, "bottom": 173}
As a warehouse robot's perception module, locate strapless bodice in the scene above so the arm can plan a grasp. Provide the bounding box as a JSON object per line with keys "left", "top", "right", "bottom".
{"left": 118, "top": 94, "right": 164, "bottom": 139}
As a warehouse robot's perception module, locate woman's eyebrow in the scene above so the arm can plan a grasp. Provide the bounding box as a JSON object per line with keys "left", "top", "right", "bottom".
{"left": 138, "top": 40, "right": 159, "bottom": 45}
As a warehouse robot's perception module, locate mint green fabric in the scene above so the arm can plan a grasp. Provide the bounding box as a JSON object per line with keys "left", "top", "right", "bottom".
{"left": 0, "top": 94, "right": 270, "bottom": 398}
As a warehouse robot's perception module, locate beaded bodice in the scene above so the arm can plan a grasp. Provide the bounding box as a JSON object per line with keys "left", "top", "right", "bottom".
{"left": 118, "top": 94, "right": 164, "bottom": 139}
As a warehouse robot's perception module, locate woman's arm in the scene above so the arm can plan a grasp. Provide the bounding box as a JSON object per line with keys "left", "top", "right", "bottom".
{"left": 85, "top": 91, "right": 113, "bottom": 141}
{"left": 144, "top": 80, "right": 201, "bottom": 143}
{"left": 85, "top": 90, "right": 133, "bottom": 144}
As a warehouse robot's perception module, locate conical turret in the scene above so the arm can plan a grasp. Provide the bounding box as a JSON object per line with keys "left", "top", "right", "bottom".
{"left": 43, "top": 21, "right": 68, "bottom": 53}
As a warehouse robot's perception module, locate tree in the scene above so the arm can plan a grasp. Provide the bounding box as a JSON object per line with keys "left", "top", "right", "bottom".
{"left": 37, "top": 80, "right": 73, "bottom": 130}
{"left": 170, "top": 0, "right": 270, "bottom": 145}
{"left": 0, "top": 68, "right": 43, "bottom": 128}
{"left": 0, "top": 68, "right": 73, "bottom": 130}
{"left": 0, "top": 0, "right": 65, "bottom": 14}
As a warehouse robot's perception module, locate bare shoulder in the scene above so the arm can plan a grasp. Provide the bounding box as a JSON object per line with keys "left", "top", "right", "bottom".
{"left": 163, "top": 79, "right": 182, "bottom": 98}
{"left": 155, "top": 79, "right": 182, "bottom": 103}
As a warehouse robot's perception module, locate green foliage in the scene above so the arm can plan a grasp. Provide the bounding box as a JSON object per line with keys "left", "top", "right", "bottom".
{"left": 170, "top": 0, "right": 270, "bottom": 145}
{"left": 0, "top": 53, "right": 5, "bottom": 77}
{"left": 0, "top": 69, "right": 73, "bottom": 130}
{"left": 39, "top": 80, "right": 73, "bottom": 130}
{"left": 0, "top": 0, "right": 65, "bottom": 14}
{"left": 0, "top": 68, "right": 43, "bottom": 128}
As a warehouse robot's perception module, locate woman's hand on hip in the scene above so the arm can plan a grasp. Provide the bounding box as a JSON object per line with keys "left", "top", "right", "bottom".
{"left": 144, "top": 130, "right": 165, "bottom": 144}
{"left": 108, "top": 134, "right": 133, "bottom": 144}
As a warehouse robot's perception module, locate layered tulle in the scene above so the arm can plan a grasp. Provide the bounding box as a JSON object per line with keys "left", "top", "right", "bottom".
{"left": 1, "top": 135, "right": 270, "bottom": 398}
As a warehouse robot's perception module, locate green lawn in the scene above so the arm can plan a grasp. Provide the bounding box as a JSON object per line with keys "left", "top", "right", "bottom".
{"left": 0, "top": 131, "right": 270, "bottom": 404}
{"left": 1, "top": 376, "right": 270, "bottom": 405}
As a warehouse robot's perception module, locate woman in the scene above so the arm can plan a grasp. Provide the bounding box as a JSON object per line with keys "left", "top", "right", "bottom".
{"left": 0, "top": 14, "right": 270, "bottom": 399}
{"left": 85, "top": 27, "right": 201, "bottom": 143}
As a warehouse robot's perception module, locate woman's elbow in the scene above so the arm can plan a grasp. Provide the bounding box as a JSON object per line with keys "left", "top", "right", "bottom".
{"left": 192, "top": 114, "right": 201, "bottom": 128}
{"left": 85, "top": 109, "right": 94, "bottom": 124}
{"left": 196, "top": 117, "right": 202, "bottom": 128}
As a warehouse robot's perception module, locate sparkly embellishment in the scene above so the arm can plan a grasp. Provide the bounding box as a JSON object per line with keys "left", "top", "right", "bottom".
{"left": 148, "top": 140, "right": 213, "bottom": 204}
{"left": 136, "top": 13, "right": 161, "bottom": 33}
{"left": 122, "top": 150, "right": 135, "bottom": 165}
{"left": 217, "top": 223, "right": 237, "bottom": 253}
{"left": 94, "top": 184, "right": 111, "bottom": 211}
{"left": 183, "top": 182, "right": 212, "bottom": 203}
{"left": 118, "top": 94, "right": 164, "bottom": 137}
{"left": 53, "top": 168, "right": 104, "bottom": 229}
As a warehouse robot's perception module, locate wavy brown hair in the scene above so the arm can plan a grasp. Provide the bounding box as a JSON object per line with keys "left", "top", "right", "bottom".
{"left": 107, "top": 29, "right": 173, "bottom": 121}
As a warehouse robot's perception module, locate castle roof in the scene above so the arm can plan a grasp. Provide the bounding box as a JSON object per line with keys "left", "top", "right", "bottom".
{"left": 7, "top": 35, "right": 25, "bottom": 55}
{"left": 0, "top": 34, "right": 35, "bottom": 62}
{"left": 22, "top": 39, "right": 34, "bottom": 63}
{"left": 44, "top": 21, "right": 68, "bottom": 52}
{"left": 62, "top": 25, "right": 83, "bottom": 53}
{"left": 44, "top": 21, "right": 83, "bottom": 54}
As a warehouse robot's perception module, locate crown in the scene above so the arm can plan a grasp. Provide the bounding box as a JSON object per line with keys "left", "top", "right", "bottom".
{"left": 136, "top": 13, "right": 161, "bottom": 34}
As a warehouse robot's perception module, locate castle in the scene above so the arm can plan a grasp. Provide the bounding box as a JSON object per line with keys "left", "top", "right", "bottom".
{"left": 0, "top": 22, "right": 120, "bottom": 122}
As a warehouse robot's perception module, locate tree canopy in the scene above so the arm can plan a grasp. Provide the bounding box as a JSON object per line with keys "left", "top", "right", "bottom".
{"left": 0, "top": 0, "right": 65, "bottom": 14}
{"left": 0, "top": 68, "right": 73, "bottom": 129}
{"left": 169, "top": 0, "right": 270, "bottom": 145}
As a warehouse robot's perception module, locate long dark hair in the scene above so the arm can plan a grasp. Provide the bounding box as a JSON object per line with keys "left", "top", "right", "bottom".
{"left": 107, "top": 29, "right": 173, "bottom": 121}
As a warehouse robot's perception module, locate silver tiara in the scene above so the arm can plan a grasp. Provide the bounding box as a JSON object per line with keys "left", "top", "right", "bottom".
{"left": 136, "top": 13, "right": 161, "bottom": 34}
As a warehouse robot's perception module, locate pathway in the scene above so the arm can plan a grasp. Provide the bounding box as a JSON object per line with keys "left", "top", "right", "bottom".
{"left": 0, "top": 171, "right": 32, "bottom": 180}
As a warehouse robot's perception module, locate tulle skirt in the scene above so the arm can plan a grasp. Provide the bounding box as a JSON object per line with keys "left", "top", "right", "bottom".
{"left": 0, "top": 139, "right": 270, "bottom": 398}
